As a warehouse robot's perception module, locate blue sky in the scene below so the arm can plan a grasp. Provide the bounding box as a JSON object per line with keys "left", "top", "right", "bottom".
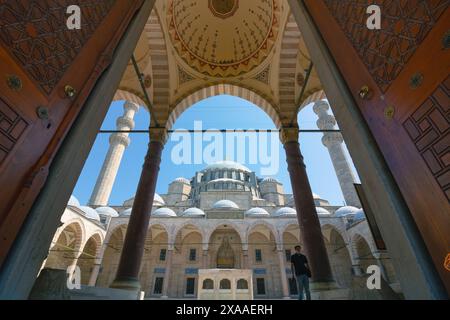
{"left": 73, "top": 95, "right": 359, "bottom": 206}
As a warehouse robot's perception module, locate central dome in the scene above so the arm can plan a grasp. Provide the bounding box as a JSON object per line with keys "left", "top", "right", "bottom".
{"left": 168, "top": 0, "right": 280, "bottom": 77}
{"left": 203, "top": 161, "right": 251, "bottom": 172}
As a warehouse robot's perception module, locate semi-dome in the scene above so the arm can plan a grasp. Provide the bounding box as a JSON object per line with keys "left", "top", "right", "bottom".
{"left": 173, "top": 177, "right": 190, "bottom": 185}
{"left": 68, "top": 195, "right": 80, "bottom": 207}
{"left": 95, "top": 207, "right": 119, "bottom": 217}
{"left": 123, "top": 193, "right": 165, "bottom": 207}
{"left": 203, "top": 161, "right": 251, "bottom": 173}
{"left": 212, "top": 199, "right": 239, "bottom": 210}
{"left": 152, "top": 207, "right": 177, "bottom": 217}
{"left": 245, "top": 207, "right": 270, "bottom": 217}
{"left": 335, "top": 206, "right": 360, "bottom": 217}
{"left": 316, "top": 207, "right": 331, "bottom": 215}
{"left": 79, "top": 206, "right": 101, "bottom": 222}
{"left": 274, "top": 207, "right": 297, "bottom": 217}
{"left": 182, "top": 207, "right": 206, "bottom": 217}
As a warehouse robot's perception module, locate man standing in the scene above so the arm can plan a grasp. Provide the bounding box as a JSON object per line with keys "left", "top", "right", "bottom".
{"left": 291, "top": 245, "right": 311, "bottom": 300}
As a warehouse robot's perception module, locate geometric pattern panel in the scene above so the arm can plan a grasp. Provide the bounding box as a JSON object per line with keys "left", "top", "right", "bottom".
{"left": 323, "top": 0, "right": 449, "bottom": 92}
{"left": 403, "top": 76, "right": 450, "bottom": 201}
{"left": 0, "top": 99, "right": 29, "bottom": 164}
{"left": 0, "top": 0, "right": 116, "bottom": 95}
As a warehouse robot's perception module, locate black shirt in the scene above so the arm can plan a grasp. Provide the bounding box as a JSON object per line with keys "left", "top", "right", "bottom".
{"left": 290, "top": 253, "right": 309, "bottom": 275}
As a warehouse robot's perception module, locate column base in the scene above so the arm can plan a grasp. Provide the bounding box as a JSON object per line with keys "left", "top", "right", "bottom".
{"left": 282, "top": 296, "right": 291, "bottom": 299}
{"left": 310, "top": 280, "right": 339, "bottom": 291}
{"left": 109, "top": 277, "right": 141, "bottom": 292}
{"left": 161, "top": 295, "right": 169, "bottom": 299}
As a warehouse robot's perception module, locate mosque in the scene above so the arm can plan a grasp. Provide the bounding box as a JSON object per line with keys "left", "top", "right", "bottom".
{"left": 0, "top": 0, "right": 447, "bottom": 300}
{"left": 43, "top": 160, "right": 400, "bottom": 299}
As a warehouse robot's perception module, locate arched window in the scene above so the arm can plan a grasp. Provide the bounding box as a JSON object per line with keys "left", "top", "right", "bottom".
{"left": 237, "top": 279, "right": 248, "bottom": 290}
{"left": 220, "top": 279, "right": 231, "bottom": 290}
{"left": 202, "top": 279, "right": 214, "bottom": 290}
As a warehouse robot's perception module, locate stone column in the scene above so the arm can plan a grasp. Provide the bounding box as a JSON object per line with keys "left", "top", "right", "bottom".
{"left": 162, "top": 246, "right": 173, "bottom": 298}
{"left": 281, "top": 126, "right": 334, "bottom": 285}
{"left": 89, "top": 101, "right": 140, "bottom": 206}
{"left": 110, "top": 127, "right": 167, "bottom": 291}
{"left": 313, "top": 100, "right": 361, "bottom": 208}
{"left": 277, "top": 248, "right": 290, "bottom": 298}
{"left": 242, "top": 249, "right": 249, "bottom": 269}
{"left": 88, "top": 263, "right": 101, "bottom": 286}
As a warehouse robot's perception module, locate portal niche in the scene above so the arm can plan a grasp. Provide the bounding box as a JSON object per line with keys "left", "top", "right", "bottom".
{"left": 217, "top": 236, "right": 235, "bottom": 268}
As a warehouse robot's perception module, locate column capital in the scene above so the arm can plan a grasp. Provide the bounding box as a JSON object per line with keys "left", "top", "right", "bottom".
{"left": 109, "top": 133, "right": 131, "bottom": 147}
{"left": 322, "top": 132, "right": 343, "bottom": 147}
{"left": 149, "top": 127, "right": 169, "bottom": 144}
{"left": 280, "top": 126, "right": 299, "bottom": 145}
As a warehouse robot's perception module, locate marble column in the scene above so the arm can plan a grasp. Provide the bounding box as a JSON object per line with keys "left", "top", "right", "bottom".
{"left": 110, "top": 127, "right": 167, "bottom": 291}
{"left": 162, "top": 246, "right": 173, "bottom": 298}
{"left": 281, "top": 126, "right": 334, "bottom": 285}
{"left": 89, "top": 101, "right": 140, "bottom": 206}
{"left": 88, "top": 263, "right": 101, "bottom": 286}
{"left": 313, "top": 100, "right": 361, "bottom": 208}
{"left": 277, "top": 248, "right": 290, "bottom": 298}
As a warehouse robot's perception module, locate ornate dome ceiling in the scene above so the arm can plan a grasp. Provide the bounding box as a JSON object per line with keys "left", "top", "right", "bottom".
{"left": 167, "top": 0, "right": 280, "bottom": 77}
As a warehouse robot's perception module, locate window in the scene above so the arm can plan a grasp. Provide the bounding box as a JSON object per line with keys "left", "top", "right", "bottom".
{"left": 255, "top": 249, "right": 262, "bottom": 262}
{"left": 189, "top": 248, "right": 197, "bottom": 261}
{"left": 202, "top": 279, "right": 214, "bottom": 290}
{"left": 237, "top": 279, "right": 248, "bottom": 290}
{"left": 153, "top": 277, "right": 164, "bottom": 295}
{"left": 285, "top": 249, "right": 291, "bottom": 262}
{"left": 256, "top": 278, "right": 266, "bottom": 295}
{"left": 159, "top": 249, "right": 167, "bottom": 261}
{"left": 220, "top": 279, "right": 231, "bottom": 290}
{"left": 186, "top": 278, "right": 195, "bottom": 295}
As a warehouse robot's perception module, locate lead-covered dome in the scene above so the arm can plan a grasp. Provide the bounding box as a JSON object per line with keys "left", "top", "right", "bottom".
{"left": 203, "top": 161, "right": 251, "bottom": 173}
{"left": 182, "top": 207, "right": 206, "bottom": 217}
{"left": 212, "top": 199, "right": 240, "bottom": 210}
{"left": 274, "top": 207, "right": 297, "bottom": 217}
{"left": 68, "top": 195, "right": 80, "bottom": 207}
{"left": 79, "top": 206, "right": 101, "bottom": 222}
{"left": 123, "top": 193, "right": 165, "bottom": 207}
{"left": 245, "top": 207, "right": 270, "bottom": 217}
{"left": 316, "top": 207, "right": 331, "bottom": 215}
{"left": 335, "top": 206, "right": 359, "bottom": 217}
{"left": 173, "top": 177, "right": 191, "bottom": 185}
{"left": 96, "top": 207, "right": 119, "bottom": 217}
{"left": 152, "top": 207, "right": 177, "bottom": 217}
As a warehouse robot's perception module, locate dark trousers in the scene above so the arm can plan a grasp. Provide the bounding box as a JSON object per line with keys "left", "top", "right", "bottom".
{"left": 295, "top": 274, "right": 311, "bottom": 300}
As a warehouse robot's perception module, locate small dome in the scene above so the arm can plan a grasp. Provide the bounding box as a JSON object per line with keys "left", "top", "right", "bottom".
{"left": 313, "top": 193, "right": 321, "bottom": 199}
{"left": 95, "top": 207, "right": 119, "bottom": 217}
{"left": 120, "top": 208, "right": 133, "bottom": 216}
{"left": 316, "top": 207, "right": 331, "bottom": 215}
{"left": 274, "top": 207, "right": 297, "bottom": 217}
{"left": 245, "top": 207, "right": 270, "bottom": 217}
{"left": 182, "top": 207, "right": 205, "bottom": 217}
{"left": 335, "top": 206, "right": 359, "bottom": 217}
{"left": 353, "top": 209, "right": 366, "bottom": 221}
{"left": 79, "top": 206, "right": 101, "bottom": 222}
{"left": 261, "top": 177, "right": 279, "bottom": 183}
{"left": 212, "top": 199, "right": 239, "bottom": 210}
{"left": 123, "top": 193, "right": 165, "bottom": 207}
{"left": 173, "top": 177, "right": 190, "bottom": 185}
{"left": 68, "top": 195, "right": 80, "bottom": 207}
{"left": 203, "top": 161, "right": 251, "bottom": 173}
{"left": 152, "top": 207, "right": 177, "bottom": 217}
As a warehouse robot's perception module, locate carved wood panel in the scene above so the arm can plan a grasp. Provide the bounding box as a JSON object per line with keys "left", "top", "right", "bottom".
{"left": 404, "top": 76, "right": 450, "bottom": 201}
{"left": 0, "top": 99, "right": 29, "bottom": 163}
{"left": 0, "top": 0, "right": 116, "bottom": 95}
{"left": 323, "top": 0, "right": 449, "bottom": 92}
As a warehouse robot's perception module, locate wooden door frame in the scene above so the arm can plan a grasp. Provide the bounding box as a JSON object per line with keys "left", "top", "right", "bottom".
{"left": 0, "top": 0, "right": 156, "bottom": 299}
{"left": 288, "top": 0, "right": 448, "bottom": 299}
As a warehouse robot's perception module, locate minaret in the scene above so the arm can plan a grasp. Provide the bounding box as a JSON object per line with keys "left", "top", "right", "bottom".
{"left": 313, "top": 100, "right": 361, "bottom": 208}
{"left": 89, "top": 101, "right": 139, "bottom": 206}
